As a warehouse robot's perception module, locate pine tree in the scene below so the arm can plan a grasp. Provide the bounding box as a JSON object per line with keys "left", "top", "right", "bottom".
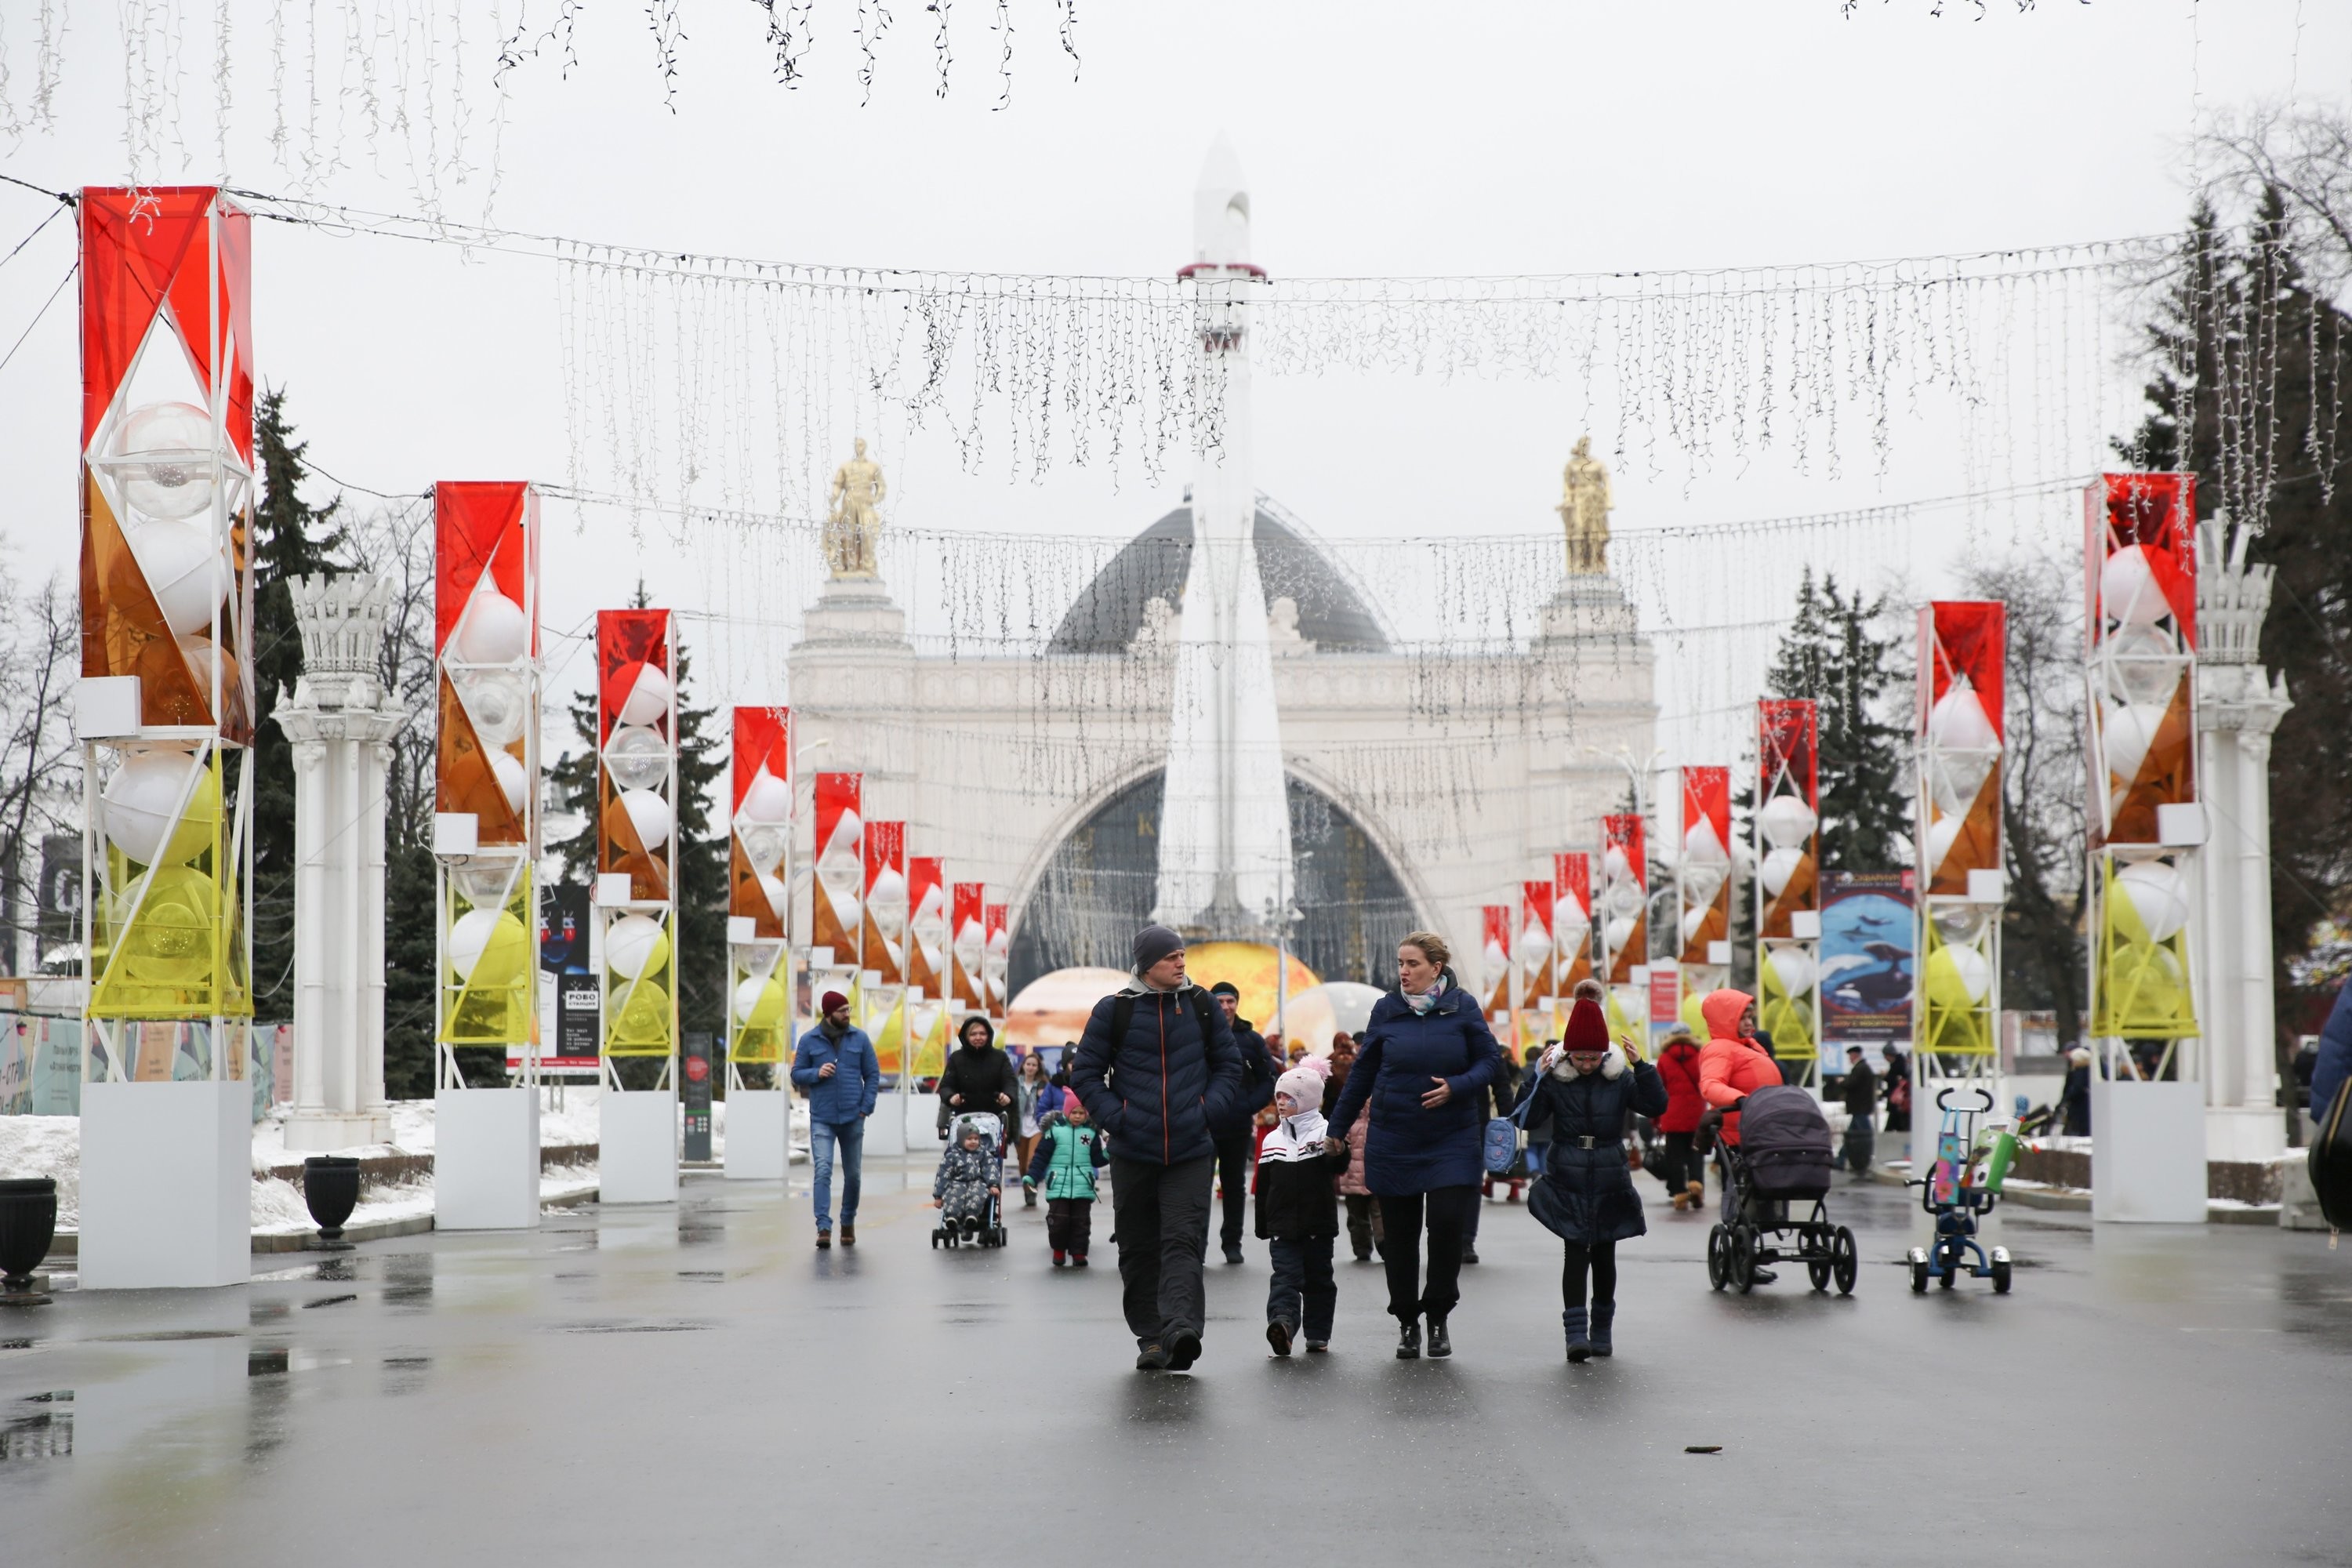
{"left": 1765, "top": 568, "right": 1911, "bottom": 871}
{"left": 2122, "top": 185, "right": 2352, "bottom": 1059}
{"left": 249, "top": 389, "right": 347, "bottom": 1019}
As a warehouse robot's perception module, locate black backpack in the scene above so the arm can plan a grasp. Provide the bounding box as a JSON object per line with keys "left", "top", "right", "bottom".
{"left": 1104, "top": 987, "right": 1221, "bottom": 1093}
{"left": 2310, "top": 1078, "right": 2352, "bottom": 1232}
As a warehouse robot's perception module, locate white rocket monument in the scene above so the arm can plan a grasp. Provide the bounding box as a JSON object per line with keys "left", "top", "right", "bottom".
{"left": 1154, "top": 137, "right": 1295, "bottom": 937}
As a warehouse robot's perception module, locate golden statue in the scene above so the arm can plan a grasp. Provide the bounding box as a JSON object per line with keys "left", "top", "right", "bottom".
{"left": 824, "top": 437, "right": 887, "bottom": 579}
{"left": 1556, "top": 435, "right": 1613, "bottom": 576}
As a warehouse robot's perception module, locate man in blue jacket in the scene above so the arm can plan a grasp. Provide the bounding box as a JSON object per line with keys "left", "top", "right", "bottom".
{"left": 790, "top": 989, "right": 880, "bottom": 1250}
{"left": 1069, "top": 924, "right": 1243, "bottom": 1373}
{"left": 2312, "top": 978, "right": 2352, "bottom": 1123}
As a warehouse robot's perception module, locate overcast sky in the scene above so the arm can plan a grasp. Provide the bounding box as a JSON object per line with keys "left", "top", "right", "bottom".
{"left": 2, "top": 1, "right": 2344, "bottom": 769}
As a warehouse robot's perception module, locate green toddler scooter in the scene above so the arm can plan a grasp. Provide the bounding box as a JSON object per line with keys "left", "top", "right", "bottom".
{"left": 1906, "top": 1087, "right": 2016, "bottom": 1294}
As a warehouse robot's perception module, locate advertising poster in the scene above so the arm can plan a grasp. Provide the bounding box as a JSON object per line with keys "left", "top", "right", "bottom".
{"left": 1820, "top": 869, "right": 1916, "bottom": 1043}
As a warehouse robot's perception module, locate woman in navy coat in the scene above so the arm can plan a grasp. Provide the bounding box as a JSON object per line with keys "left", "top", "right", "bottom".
{"left": 1326, "top": 931, "right": 1505, "bottom": 1361}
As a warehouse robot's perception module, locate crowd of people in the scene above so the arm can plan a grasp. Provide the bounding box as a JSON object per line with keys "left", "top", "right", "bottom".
{"left": 789, "top": 922, "right": 1908, "bottom": 1373}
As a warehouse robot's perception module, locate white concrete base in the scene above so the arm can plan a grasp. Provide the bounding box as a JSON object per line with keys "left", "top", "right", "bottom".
{"left": 2092, "top": 1080, "right": 2209, "bottom": 1223}
{"left": 906, "top": 1091, "right": 941, "bottom": 1146}
{"left": 78, "top": 1080, "right": 253, "bottom": 1290}
{"left": 434, "top": 1087, "right": 540, "bottom": 1231}
{"left": 866, "top": 1092, "right": 908, "bottom": 1157}
{"left": 722, "top": 1090, "right": 790, "bottom": 1180}
{"left": 281, "top": 1109, "right": 394, "bottom": 1153}
{"left": 601, "top": 1089, "right": 679, "bottom": 1204}
{"left": 2204, "top": 1105, "right": 2286, "bottom": 1163}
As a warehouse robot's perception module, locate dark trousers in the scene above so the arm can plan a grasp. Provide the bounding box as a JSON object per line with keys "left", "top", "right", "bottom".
{"left": 1842, "top": 1124, "right": 1876, "bottom": 1174}
{"left": 1653, "top": 1131, "right": 1700, "bottom": 1192}
{"left": 1268, "top": 1237, "right": 1337, "bottom": 1342}
{"left": 1375, "top": 1185, "right": 1477, "bottom": 1323}
{"left": 1343, "top": 1194, "right": 1383, "bottom": 1259}
{"left": 1562, "top": 1239, "right": 1619, "bottom": 1310}
{"left": 1109, "top": 1155, "right": 1212, "bottom": 1346}
{"left": 1212, "top": 1130, "right": 1254, "bottom": 1251}
{"left": 1046, "top": 1197, "right": 1093, "bottom": 1258}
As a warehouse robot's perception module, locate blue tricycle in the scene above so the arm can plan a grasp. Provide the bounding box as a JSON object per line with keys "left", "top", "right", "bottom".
{"left": 1906, "top": 1087, "right": 2014, "bottom": 1294}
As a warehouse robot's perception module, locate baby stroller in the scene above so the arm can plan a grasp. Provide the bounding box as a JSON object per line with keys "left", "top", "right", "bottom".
{"left": 931, "top": 1111, "right": 1008, "bottom": 1250}
{"left": 1706, "top": 1086, "right": 1859, "bottom": 1296}
{"left": 1906, "top": 1087, "right": 2013, "bottom": 1294}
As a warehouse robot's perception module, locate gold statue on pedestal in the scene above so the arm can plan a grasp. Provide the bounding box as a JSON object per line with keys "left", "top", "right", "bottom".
{"left": 1557, "top": 435, "right": 1613, "bottom": 576}
{"left": 824, "top": 437, "right": 887, "bottom": 579}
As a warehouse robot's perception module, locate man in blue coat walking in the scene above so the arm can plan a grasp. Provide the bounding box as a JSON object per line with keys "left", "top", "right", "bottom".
{"left": 791, "top": 989, "right": 880, "bottom": 1250}
{"left": 1069, "top": 924, "right": 1243, "bottom": 1373}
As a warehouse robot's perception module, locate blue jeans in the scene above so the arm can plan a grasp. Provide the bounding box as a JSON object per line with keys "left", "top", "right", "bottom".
{"left": 811, "top": 1117, "right": 865, "bottom": 1230}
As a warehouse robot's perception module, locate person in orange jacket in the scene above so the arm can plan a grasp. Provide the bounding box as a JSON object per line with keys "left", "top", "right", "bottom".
{"left": 1697, "top": 987, "right": 1784, "bottom": 1269}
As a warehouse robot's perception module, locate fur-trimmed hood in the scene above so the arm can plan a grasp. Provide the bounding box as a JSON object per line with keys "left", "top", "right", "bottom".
{"left": 1552, "top": 1044, "right": 1628, "bottom": 1082}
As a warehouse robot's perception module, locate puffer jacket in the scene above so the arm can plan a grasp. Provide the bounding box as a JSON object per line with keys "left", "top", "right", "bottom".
{"left": 789, "top": 1020, "right": 880, "bottom": 1123}
{"left": 938, "top": 1026, "right": 1021, "bottom": 1123}
{"left": 1327, "top": 978, "right": 1505, "bottom": 1196}
{"left": 1025, "top": 1118, "right": 1108, "bottom": 1200}
{"left": 1521, "top": 1046, "right": 1668, "bottom": 1247}
{"left": 1336, "top": 1113, "right": 1373, "bottom": 1197}
{"left": 1069, "top": 980, "right": 1243, "bottom": 1166}
{"left": 1655, "top": 1037, "right": 1705, "bottom": 1134}
{"left": 1697, "top": 989, "right": 1780, "bottom": 1146}
{"left": 1210, "top": 1016, "right": 1281, "bottom": 1138}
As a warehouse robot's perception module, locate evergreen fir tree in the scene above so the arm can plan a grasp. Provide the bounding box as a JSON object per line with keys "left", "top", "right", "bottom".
{"left": 248, "top": 389, "right": 346, "bottom": 1019}
{"left": 2122, "top": 186, "right": 2352, "bottom": 1052}
{"left": 1765, "top": 568, "right": 1911, "bottom": 871}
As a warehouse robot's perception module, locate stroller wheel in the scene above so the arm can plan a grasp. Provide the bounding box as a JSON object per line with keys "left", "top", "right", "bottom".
{"left": 931, "top": 1233, "right": 939, "bottom": 1249}
{"left": 1705, "top": 1225, "right": 1729, "bottom": 1291}
{"left": 1730, "top": 1225, "right": 1757, "bottom": 1294}
{"left": 1831, "top": 1227, "right": 1859, "bottom": 1295}
{"left": 1807, "top": 1256, "right": 1832, "bottom": 1292}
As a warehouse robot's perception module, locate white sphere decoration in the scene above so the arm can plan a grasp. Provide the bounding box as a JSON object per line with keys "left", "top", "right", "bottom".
{"left": 1679, "top": 906, "right": 1708, "bottom": 946}
{"left": 1938, "top": 944, "right": 1993, "bottom": 1004}
{"left": 1683, "top": 821, "right": 1729, "bottom": 866}
{"left": 619, "top": 788, "right": 673, "bottom": 853}
{"left": 489, "top": 750, "right": 526, "bottom": 815}
{"left": 101, "top": 750, "right": 209, "bottom": 866}
{"left": 1606, "top": 878, "right": 1644, "bottom": 919}
{"left": 2102, "top": 702, "right": 2172, "bottom": 785}
{"left": 604, "top": 913, "right": 667, "bottom": 980}
{"left": 2116, "top": 860, "right": 2190, "bottom": 943}
{"left": 1681, "top": 864, "right": 1725, "bottom": 906}
{"left": 1767, "top": 946, "right": 1816, "bottom": 996}
{"left": 818, "top": 813, "right": 863, "bottom": 877}
{"left": 733, "top": 975, "right": 775, "bottom": 1022}
{"left": 1926, "top": 813, "right": 1964, "bottom": 873}
{"left": 1513, "top": 919, "right": 1552, "bottom": 964}
{"left": 2101, "top": 544, "right": 2172, "bottom": 626}
{"left": 453, "top": 586, "right": 529, "bottom": 664}
{"left": 739, "top": 771, "right": 791, "bottom": 824}
{"left": 1604, "top": 916, "right": 1636, "bottom": 953}
{"left": 758, "top": 872, "right": 788, "bottom": 924}
{"left": 1553, "top": 897, "right": 1591, "bottom": 938}
{"left": 603, "top": 724, "right": 668, "bottom": 790}
{"left": 2103, "top": 623, "right": 2182, "bottom": 707}
{"left": 1929, "top": 685, "right": 1998, "bottom": 751}
{"left": 986, "top": 924, "right": 1009, "bottom": 956}
{"left": 1483, "top": 937, "right": 1508, "bottom": 971}
{"left": 1929, "top": 752, "right": 1994, "bottom": 817}
{"left": 1603, "top": 846, "right": 1631, "bottom": 883}
{"left": 113, "top": 401, "right": 218, "bottom": 520}
{"left": 618, "top": 662, "right": 674, "bottom": 727}
{"left": 447, "top": 908, "right": 506, "bottom": 983}
{"left": 1761, "top": 846, "right": 1804, "bottom": 899}
{"left": 126, "top": 520, "right": 230, "bottom": 636}
{"left": 454, "top": 669, "right": 528, "bottom": 747}
{"left": 1759, "top": 793, "right": 1817, "bottom": 850}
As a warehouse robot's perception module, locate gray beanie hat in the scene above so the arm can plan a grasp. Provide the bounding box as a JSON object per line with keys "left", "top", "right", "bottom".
{"left": 1132, "top": 924, "right": 1185, "bottom": 974}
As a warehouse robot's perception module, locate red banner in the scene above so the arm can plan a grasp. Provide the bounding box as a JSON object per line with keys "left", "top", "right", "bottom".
{"left": 811, "top": 772, "right": 862, "bottom": 963}
{"left": 862, "top": 820, "right": 906, "bottom": 982}
{"left": 1482, "top": 904, "right": 1511, "bottom": 1018}
{"left": 984, "top": 903, "right": 1009, "bottom": 1014}
{"left": 1602, "top": 815, "right": 1647, "bottom": 985}
{"left": 728, "top": 707, "right": 790, "bottom": 939}
{"left": 1554, "top": 852, "right": 1594, "bottom": 991}
{"left": 1758, "top": 700, "right": 1820, "bottom": 938}
{"left": 907, "top": 855, "right": 946, "bottom": 999}
{"left": 2086, "top": 471, "right": 2197, "bottom": 652}
{"left": 1679, "top": 767, "right": 1732, "bottom": 965}
{"left": 2085, "top": 473, "right": 2198, "bottom": 844}
{"left": 1916, "top": 601, "right": 2006, "bottom": 742}
{"left": 952, "top": 882, "right": 986, "bottom": 1011}
{"left": 1522, "top": 877, "right": 1556, "bottom": 1001}
{"left": 432, "top": 483, "right": 539, "bottom": 848}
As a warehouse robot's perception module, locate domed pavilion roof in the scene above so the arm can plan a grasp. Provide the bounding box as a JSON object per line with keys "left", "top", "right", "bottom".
{"left": 1047, "top": 502, "right": 1391, "bottom": 655}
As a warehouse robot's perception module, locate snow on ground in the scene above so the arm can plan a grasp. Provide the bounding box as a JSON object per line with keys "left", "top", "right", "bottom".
{"left": 0, "top": 1116, "right": 83, "bottom": 1229}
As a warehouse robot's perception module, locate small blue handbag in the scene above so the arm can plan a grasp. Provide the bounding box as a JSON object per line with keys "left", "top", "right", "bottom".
{"left": 1484, "top": 1083, "right": 1537, "bottom": 1177}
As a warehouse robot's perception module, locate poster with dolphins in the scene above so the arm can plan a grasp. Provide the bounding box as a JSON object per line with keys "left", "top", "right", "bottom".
{"left": 1820, "top": 869, "right": 1915, "bottom": 1044}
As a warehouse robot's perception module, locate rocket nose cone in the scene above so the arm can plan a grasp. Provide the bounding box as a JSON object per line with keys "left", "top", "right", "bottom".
{"left": 1196, "top": 132, "right": 1246, "bottom": 195}
{"left": 1192, "top": 134, "right": 1251, "bottom": 266}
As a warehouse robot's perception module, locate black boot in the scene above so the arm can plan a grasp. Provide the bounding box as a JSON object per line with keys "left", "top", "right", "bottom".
{"left": 1590, "top": 1303, "right": 1614, "bottom": 1358}
{"left": 1266, "top": 1319, "right": 1294, "bottom": 1358}
{"left": 1396, "top": 1319, "right": 1421, "bottom": 1360}
{"left": 1563, "top": 1306, "right": 1590, "bottom": 1363}
{"left": 1426, "top": 1319, "right": 1452, "bottom": 1359}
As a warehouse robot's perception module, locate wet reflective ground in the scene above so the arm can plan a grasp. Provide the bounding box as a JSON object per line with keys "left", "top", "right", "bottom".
{"left": 4, "top": 1162, "right": 2349, "bottom": 1565}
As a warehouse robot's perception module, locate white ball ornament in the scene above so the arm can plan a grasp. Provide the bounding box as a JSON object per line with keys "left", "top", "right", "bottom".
{"left": 101, "top": 750, "right": 217, "bottom": 866}
{"left": 619, "top": 788, "right": 673, "bottom": 852}
{"left": 454, "top": 587, "right": 529, "bottom": 665}
{"left": 2100, "top": 544, "right": 2172, "bottom": 627}
{"left": 1604, "top": 916, "right": 1636, "bottom": 954}
{"left": 490, "top": 749, "right": 526, "bottom": 815}
{"left": 1926, "top": 814, "right": 1964, "bottom": 873}
{"left": 126, "top": 520, "right": 230, "bottom": 636}
{"left": 1683, "top": 822, "right": 1729, "bottom": 866}
{"left": 2102, "top": 702, "right": 2171, "bottom": 786}
{"left": 739, "top": 771, "right": 791, "bottom": 824}
{"left": 605, "top": 913, "right": 671, "bottom": 981}
{"left": 113, "top": 401, "right": 218, "bottom": 520}
{"left": 2115, "top": 860, "right": 2190, "bottom": 944}
{"left": 1929, "top": 685, "right": 1998, "bottom": 751}
{"left": 1766, "top": 946, "right": 1815, "bottom": 997}
{"left": 1761, "top": 846, "right": 1804, "bottom": 899}
{"left": 603, "top": 724, "right": 668, "bottom": 790}
{"left": 618, "top": 662, "right": 675, "bottom": 727}
{"left": 1759, "top": 793, "right": 1817, "bottom": 850}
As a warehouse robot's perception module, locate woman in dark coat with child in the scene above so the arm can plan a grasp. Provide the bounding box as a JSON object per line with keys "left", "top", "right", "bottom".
{"left": 1519, "top": 995, "right": 1667, "bottom": 1363}
{"left": 1325, "top": 931, "right": 1504, "bottom": 1362}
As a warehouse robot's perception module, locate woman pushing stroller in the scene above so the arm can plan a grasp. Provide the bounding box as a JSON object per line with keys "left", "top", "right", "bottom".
{"left": 1516, "top": 994, "right": 1666, "bottom": 1363}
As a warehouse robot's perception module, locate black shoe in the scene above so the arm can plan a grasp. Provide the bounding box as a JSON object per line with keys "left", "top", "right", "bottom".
{"left": 815, "top": 1231, "right": 832, "bottom": 1250}
{"left": 1223, "top": 1242, "right": 1244, "bottom": 1265}
{"left": 1751, "top": 1268, "right": 1778, "bottom": 1286}
{"left": 1073, "top": 1256, "right": 1090, "bottom": 1268}
{"left": 1305, "top": 1340, "right": 1329, "bottom": 1353}
{"left": 1266, "top": 1320, "right": 1294, "bottom": 1358}
{"left": 1352, "top": 1250, "right": 1374, "bottom": 1264}
{"left": 1024, "top": 1189, "right": 1038, "bottom": 1208}
{"left": 1136, "top": 1342, "right": 1169, "bottom": 1371}
{"left": 1165, "top": 1329, "right": 1203, "bottom": 1372}
{"left": 1426, "top": 1319, "right": 1452, "bottom": 1359}
{"left": 1461, "top": 1244, "right": 1480, "bottom": 1265}
{"left": 1396, "top": 1319, "right": 1421, "bottom": 1360}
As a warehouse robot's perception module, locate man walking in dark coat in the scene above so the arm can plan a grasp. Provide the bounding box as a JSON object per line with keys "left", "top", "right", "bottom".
{"left": 1069, "top": 924, "right": 1243, "bottom": 1373}
{"left": 1839, "top": 1044, "right": 1878, "bottom": 1178}
{"left": 1207, "top": 979, "right": 1279, "bottom": 1266}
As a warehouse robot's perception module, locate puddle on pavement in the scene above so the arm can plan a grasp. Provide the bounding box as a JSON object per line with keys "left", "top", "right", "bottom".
{"left": 0, "top": 1391, "right": 72, "bottom": 1461}
{"left": 302, "top": 1294, "right": 359, "bottom": 1310}
{"left": 554, "top": 1319, "right": 716, "bottom": 1334}
{"left": 677, "top": 1271, "right": 725, "bottom": 1283}
{"left": 247, "top": 1348, "right": 354, "bottom": 1377}
{"left": 92, "top": 1330, "right": 240, "bottom": 1344}
{"left": 381, "top": 1355, "right": 431, "bottom": 1396}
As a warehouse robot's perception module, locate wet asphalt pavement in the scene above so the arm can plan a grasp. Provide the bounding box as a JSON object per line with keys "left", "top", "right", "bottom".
{"left": 3, "top": 1156, "right": 2350, "bottom": 1567}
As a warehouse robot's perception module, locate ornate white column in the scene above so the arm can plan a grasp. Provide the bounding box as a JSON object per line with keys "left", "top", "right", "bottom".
{"left": 2195, "top": 523, "right": 2293, "bottom": 1163}
{"left": 273, "top": 573, "right": 406, "bottom": 1152}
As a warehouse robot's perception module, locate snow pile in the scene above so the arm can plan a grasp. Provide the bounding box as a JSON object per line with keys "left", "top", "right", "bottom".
{"left": 0, "top": 1115, "right": 83, "bottom": 1228}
